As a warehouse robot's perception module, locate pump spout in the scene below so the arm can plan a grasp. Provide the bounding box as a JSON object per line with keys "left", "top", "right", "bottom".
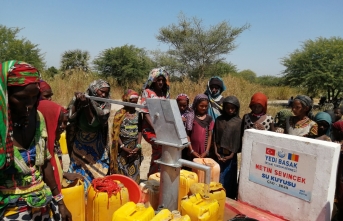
{"left": 178, "top": 159, "right": 211, "bottom": 184}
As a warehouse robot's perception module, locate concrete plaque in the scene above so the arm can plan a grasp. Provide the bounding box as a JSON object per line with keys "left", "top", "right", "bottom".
{"left": 249, "top": 142, "right": 316, "bottom": 201}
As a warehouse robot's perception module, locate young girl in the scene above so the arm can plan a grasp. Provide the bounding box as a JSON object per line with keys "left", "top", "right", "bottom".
{"left": 314, "top": 112, "right": 332, "bottom": 141}
{"left": 285, "top": 95, "right": 318, "bottom": 137}
{"left": 186, "top": 94, "right": 214, "bottom": 159}
{"left": 213, "top": 96, "right": 241, "bottom": 199}
{"left": 176, "top": 93, "right": 191, "bottom": 128}
{"left": 334, "top": 106, "right": 343, "bottom": 122}
{"left": 242, "top": 92, "right": 275, "bottom": 134}
{"left": 176, "top": 93, "right": 192, "bottom": 162}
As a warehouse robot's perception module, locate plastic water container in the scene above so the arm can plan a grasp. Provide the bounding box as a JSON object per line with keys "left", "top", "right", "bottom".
{"left": 189, "top": 182, "right": 226, "bottom": 221}
{"left": 86, "top": 179, "right": 129, "bottom": 221}
{"left": 151, "top": 209, "right": 191, "bottom": 221}
{"left": 112, "top": 202, "right": 155, "bottom": 221}
{"left": 192, "top": 158, "right": 220, "bottom": 183}
{"left": 61, "top": 179, "right": 85, "bottom": 221}
{"left": 59, "top": 131, "right": 68, "bottom": 154}
{"left": 141, "top": 180, "right": 160, "bottom": 210}
{"left": 107, "top": 174, "right": 142, "bottom": 203}
{"left": 180, "top": 193, "right": 219, "bottom": 221}
{"left": 148, "top": 170, "right": 198, "bottom": 209}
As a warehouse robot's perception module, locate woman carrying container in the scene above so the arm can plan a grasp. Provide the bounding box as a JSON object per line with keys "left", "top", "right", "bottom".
{"left": 67, "top": 79, "right": 111, "bottom": 192}
{"left": 110, "top": 89, "right": 143, "bottom": 183}
{"left": 0, "top": 60, "right": 71, "bottom": 220}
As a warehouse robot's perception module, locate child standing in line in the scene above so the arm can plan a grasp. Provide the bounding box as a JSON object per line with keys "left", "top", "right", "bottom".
{"left": 241, "top": 92, "right": 275, "bottom": 135}
{"left": 213, "top": 96, "right": 241, "bottom": 199}
{"left": 176, "top": 93, "right": 191, "bottom": 128}
{"left": 334, "top": 106, "right": 343, "bottom": 122}
{"left": 185, "top": 94, "right": 214, "bottom": 159}
{"left": 285, "top": 95, "right": 318, "bottom": 137}
{"left": 176, "top": 93, "right": 192, "bottom": 163}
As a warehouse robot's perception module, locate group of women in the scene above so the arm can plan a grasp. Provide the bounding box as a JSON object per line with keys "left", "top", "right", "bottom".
{"left": 2, "top": 60, "right": 343, "bottom": 220}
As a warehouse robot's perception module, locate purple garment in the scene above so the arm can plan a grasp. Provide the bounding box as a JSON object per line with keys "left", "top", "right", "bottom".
{"left": 189, "top": 115, "right": 214, "bottom": 154}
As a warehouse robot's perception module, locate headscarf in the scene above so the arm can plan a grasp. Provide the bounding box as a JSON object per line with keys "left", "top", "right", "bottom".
{"left": 85, "top": 79, "right": 111, "bottom": 124}
{"left": 37, "top": 100, "right": 63, "bottom": 191}
{"left": 176, "top": 94, "right": 191, "bottom": 121}
{"left": 110, "top": 89, "right": 139, "bottom": 174}
{"left": 275, "top": 109, "right": 293, "bottom": 128}
{"left": 205, "top": 76, "right": 226, "bottom": 120}
{"left": 0, "top": 60, "right": 40, "bottom": 169}
{"left": 87, "top": 79, "right": 110, "bottom": 97}
{"left": 222, "top": 96, "right": 240, "bottom": 118}
{"left": 176, "top": 93, "right": 189, "bottom": 102}
{"left": 214, "top": 96, "right": 242, "bottom": 153}
{"left": 39, "top": 80, "right": 51, "bottom": 93}
{"left": 333, "top": 121, "right": 343, "bottom": 132}
{"left": 314, "top": 112, "right": 332, "bottom": 136}
{"left": 122, "top": 89, "right": 139, "bottom": 102}
{"left": 205, "top": 76, "right": 226, "bottom": 99}
{"left": 294, "top": 95, "right": 313, "bottom": 117}
{"left": 143, "top": 67, "right": 170, "bottom": 98}
{"left": 184, "top": 94, "right": 209, "bottom": 131}
{"left": 249, "top": 92, "right": 268, "bottom": 114}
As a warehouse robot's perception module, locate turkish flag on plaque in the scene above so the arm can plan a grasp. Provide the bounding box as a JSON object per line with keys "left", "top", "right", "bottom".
{"left": 265, "top": 148, "right": 276, "bottom": 156}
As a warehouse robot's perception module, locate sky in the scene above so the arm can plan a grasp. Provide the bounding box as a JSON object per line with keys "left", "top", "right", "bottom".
{"left": 1, "top": 0, "right": 342, "bottom": 76}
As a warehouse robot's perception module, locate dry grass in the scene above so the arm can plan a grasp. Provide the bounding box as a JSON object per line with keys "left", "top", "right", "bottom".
{"left": 45, "top": 71, "right": 302, "bottom": 117}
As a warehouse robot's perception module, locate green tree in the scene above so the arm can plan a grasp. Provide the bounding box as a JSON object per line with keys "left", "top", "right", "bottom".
{"left": 60, "top": 49, "right": 90, "bottom": 72}
{"left": 0, "top": 25, "right": 45, "bottom": 70}
{"left": 282, "top": 37, "right": 343, "bottom": 100}
{"left": 43, "top": 66, "right": 59, "bottom": 79}
{"left": 237, "top": 69, "right": 257, "bottom": 82}
{"left": 93, "top": 45, "right": 154, "bottom": 87}
{"left": 150, "top": 50, "right": 186, "bottom": 77}
{"left": 156, "top": 13, "right": 249, "bottom": 80}
{"left": 256, "top": 75, "right": 284, "bottom": 86}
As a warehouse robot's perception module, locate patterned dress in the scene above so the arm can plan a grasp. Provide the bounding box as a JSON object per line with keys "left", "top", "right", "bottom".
{"left": 285, "top": 116, "right": 318, "bottom": 137}
{"left": 0, "top": 112, "right": 61, "bottom": 221}
{"left": 116, "top": 111, "right": 143, "bottom": 183}
{"left": 243, "top": 114, "right": 274, "bottom": 131}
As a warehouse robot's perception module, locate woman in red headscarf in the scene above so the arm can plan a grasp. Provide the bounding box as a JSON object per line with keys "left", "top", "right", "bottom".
{"left": 241, "top": 92, "right": 275, "bottom": 135}
{"left": 39, "top": 80, "right": 53, "bottom": 100}
{"left": 110, "top": 89, "right": 143, "bottom": 183}
{"left": 38, "top": 100, "right": 84, "bottom": 191}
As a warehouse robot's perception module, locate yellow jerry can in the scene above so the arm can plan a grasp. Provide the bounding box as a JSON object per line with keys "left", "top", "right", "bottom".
{"left": 148, "top": 169, "right": 198, "bottom": 210}
{"left": 58, "top": 131, "right": 68, "bottom": 154}
{"left": 61, "top": 179, "right": 85, "bottom": 221}
{"left": 86, "top": 180, "right": 129, "bottom": 221}
{"left": 112, "top": 202, "right": 155, "bottom": 221}
{"left": 151, "top": 209, "right": 191, "bottom": 221}
{"left": 189, "top": 182, "right": 226, "bottom": 221}
{"left": 180, "top": 193, "right": 219, "bottom": 221}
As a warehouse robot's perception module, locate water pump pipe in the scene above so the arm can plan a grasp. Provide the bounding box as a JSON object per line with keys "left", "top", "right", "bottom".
{"left": 178, "top": 159, "right": 211, "bottom": 184}
{"left": 86, "top": 96, "right": 212, "bottom": 211}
